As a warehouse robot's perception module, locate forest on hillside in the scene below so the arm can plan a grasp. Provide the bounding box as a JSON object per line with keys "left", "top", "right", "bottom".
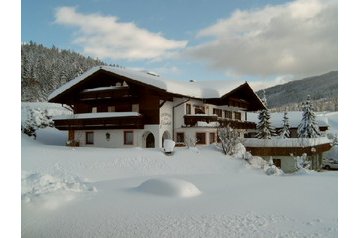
{"left": 256, "top": 71, "right": 338, "bottom": 112}
{"left": 21, "top": 42, "right": 105, "bottom": 102}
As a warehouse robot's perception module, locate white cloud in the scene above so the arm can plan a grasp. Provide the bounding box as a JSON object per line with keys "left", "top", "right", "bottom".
{"left": 54, "top": 7, "right": 187, "bottom": 60}
{"left": 188, "top": 0, "right": 337, "bottom": 78}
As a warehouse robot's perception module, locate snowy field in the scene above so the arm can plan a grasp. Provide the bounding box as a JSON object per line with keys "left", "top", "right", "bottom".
{"left": 21, "top": 103, "right": 338, "bottom": 238}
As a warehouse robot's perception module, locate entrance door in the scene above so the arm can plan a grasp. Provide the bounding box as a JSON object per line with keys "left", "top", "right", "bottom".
{"left": 146, "top": 133, "right": 155, "bottom": 148}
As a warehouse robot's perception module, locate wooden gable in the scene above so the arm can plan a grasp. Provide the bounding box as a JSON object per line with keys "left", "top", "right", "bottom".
{"left": 205, "top": 83, "right": 265, "bottom": 111}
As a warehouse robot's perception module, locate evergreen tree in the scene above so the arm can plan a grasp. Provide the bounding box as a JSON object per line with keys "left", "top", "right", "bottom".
{"left": 297, "top": 95, "right": 321, "bottom": 138}
{"left": 21, "top": 42, "right": 105, "bottom": 102}
{"left": 279, "top": 111, "right": 290, "bottom": 138}
{"left": 256, "top": 91, "right": 275, "bottom": 139}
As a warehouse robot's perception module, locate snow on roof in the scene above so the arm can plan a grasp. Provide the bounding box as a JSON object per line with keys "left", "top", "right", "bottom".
{"left": 243, "top": 137, "right": 332, "bottom": 148}
{"left": 247, "top": 111, "right": 329, "bottom": 128}
{"left": 48, "top": 66, "right": 246, "bottom": 101}
{"left": 54, "top": 112, "right": 141, "bottom": 120}
{"left": 82, "top": 85, "right": 123, "bottom": 92}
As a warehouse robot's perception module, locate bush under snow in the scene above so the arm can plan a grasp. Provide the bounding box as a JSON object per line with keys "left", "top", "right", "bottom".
{"left": 22, "top": 171, "right": 96, "bottom": 208}
{"left": 247, "top": 156, "right": 284, "bottom": 176}
{"left": 136, "top": 178, "right": 201, "bottom": 198}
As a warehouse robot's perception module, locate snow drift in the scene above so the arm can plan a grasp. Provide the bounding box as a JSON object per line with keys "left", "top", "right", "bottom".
{"left": 136, "top": 178, "right": 201, "bottom": 198}
{"left": 22, "top": 171, "right": 96, "bottom": 209}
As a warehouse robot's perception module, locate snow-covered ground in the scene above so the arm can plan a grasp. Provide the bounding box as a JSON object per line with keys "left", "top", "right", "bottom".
{"left": 22, "top": 135, "right": 337, "bottom": 237}
{"left": 21, "top": 103, "right": 338, "bottom": 237}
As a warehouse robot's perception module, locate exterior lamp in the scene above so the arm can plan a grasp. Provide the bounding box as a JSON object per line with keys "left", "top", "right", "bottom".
{"left": 106, "top": 132, "right": 111, "bottom": 141}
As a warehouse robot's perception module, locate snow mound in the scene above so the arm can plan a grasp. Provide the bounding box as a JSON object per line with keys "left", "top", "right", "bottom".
{"left": 22, "top": 171, "right": 96, "bottom": 208}
{"left": 136, "top": 178, "right": 201, "bottom": 198}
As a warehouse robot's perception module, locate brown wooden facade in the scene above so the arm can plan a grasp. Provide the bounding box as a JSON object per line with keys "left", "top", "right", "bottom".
{"left": 246, "top": 143, "right": 332, "bottom": 157}
{"left": 54, "top": 114, "right": 144, "bottom": 130}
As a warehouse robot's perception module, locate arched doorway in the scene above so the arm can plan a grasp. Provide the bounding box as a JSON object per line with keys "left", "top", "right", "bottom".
{"left": 145, "top": 133, "right": 155, "bottom": 148}
{"left": 162, "top": 130, "right": 171, "bottom": 147}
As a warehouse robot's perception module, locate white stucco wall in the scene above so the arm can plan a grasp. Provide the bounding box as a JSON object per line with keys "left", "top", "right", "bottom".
{"left": 174, "top": 127, "right": 218, "bottom": 145}
{"left": 75, "top": 129, "right": 143, "bottom": 148}
{"left": 173, "top": 98, "right": 188, "bottom": 129}
{"left": 159, "top": 100, "right": 173, "bottom": 147}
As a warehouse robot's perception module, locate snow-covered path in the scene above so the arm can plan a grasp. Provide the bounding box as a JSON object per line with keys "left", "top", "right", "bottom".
{"left": 21, "top": 132, "right": 337, "bottom": 238}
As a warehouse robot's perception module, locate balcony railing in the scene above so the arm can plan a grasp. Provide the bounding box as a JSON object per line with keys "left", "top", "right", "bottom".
{"left": 183, "top": 114, "right": 256, "bottom": 130}
{"left": 53, "top": 112, "right": 144, "bottom": 130}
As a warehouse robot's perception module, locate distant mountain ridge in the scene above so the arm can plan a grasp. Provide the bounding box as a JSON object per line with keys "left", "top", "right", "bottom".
{"left": 256, "top": 71, "right": 338, "bottom": 112}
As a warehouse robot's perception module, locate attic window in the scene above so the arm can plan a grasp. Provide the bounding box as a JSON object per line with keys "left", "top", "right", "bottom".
{"left": 116, "top": 82, "right": 121, "bottom": 87}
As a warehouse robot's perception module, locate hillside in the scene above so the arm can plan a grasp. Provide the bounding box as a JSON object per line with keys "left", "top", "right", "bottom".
{"left": 256, "top": 71, "right": 338, "bottom": 111}
{"left": 21, "top": 42, "right": 106, "bottom": 102}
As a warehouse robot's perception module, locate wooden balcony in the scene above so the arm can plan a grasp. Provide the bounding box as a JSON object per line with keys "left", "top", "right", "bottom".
{"left": 183, "top": 114, "right": 256, "bottom": 130}
{"left": 53, "top": 112, "right": 144, "bottom": 130}
{"left": 217, "top": 119, "right": 257, "bottom": 130}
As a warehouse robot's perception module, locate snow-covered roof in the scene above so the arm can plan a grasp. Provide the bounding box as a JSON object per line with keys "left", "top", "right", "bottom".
{"left": 247, "top": 111, "right": 329, "bottom": 128}
{"left": 54, "top": 112, "right": 141, "bottom": 120}
{"left": 48, "top": 66, "right": 251, "bottom": 100}
{"left": 243, "top": 137, "right": 332, "bottom": 148}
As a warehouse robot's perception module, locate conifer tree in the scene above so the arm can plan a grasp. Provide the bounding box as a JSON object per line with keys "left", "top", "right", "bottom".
{"left": 256, "top": 91, "right": 275, "bottom": 139}
{"left": 279, "top": 111, "right": 290, "bottom": 138}
{"left": 297, "top": 95, "right": 321, "bottom": 138}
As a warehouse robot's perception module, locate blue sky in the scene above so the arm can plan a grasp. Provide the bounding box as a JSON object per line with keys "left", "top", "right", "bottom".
{"left": 21, "top": 0, "right": 338, "bottom": 90}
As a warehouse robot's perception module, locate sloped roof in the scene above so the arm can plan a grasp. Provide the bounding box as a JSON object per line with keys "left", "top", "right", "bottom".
{"left": 48, "top": 66, "right": 263, "bottom": 101}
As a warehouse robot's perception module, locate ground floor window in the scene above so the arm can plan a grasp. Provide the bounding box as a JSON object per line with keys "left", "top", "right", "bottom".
{"left": 86, "top": 132, "right": 94, "bottom": 144}
{"left": 209, "top": 132, "right": 216, "bottom": 144}
{"left": 124, "top": 131, "right": 134, "bottom": 145}
{"left": 176, "top": 132, "right": 185, "bottom": 143}
{"left": 196, "top": 132, "right": 206, "bottom": 145}
{"left": 273, "top": 159, "right": 281, "bottom": 168}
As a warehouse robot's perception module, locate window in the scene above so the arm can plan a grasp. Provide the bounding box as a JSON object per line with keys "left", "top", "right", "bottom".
{"left": 132, "top": 104, "right": 139, "bottom": 112}
{"left": 209, "top": 132, "right": 216, "bottom": 144}
{"left": 213, "top": 108, "right": 222, "bottom": 117}
{"left": 186, "top": 103, "right": 191, "bottom": 115}
{"left": 86, "top": 132, "right": 94, "bottom": 144}
{"left": 196, "top": 132, "right": 206, "bottom": 145}
{"left": 91, "top": 107, "right": 97, "bottom": 113}
{"left": 234, "top": 112, "right": 241, "bottom": 120}
{"left": 194, "top": 105, "right": 205, "bottom": 114}
{"left": 124, "top": 131, "right": 134, "bottom": 145}
{"left": 176, "top": 132, "right": 185, "bottom": 143}
{"left": 108, "top": 106, "right": 116, "bottom": 112}
{"left": 225, "top": 110, "right": 232, "bottom": 119}
{"left": 273, "top": 159, "right": 281, "bottom": 168}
